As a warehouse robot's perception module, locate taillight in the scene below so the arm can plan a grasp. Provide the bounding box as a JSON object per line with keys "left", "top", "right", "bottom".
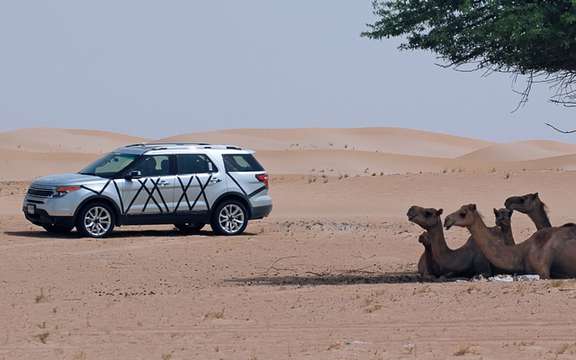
{"left": 256, "top": 173, "right": 269, "bottom": 188}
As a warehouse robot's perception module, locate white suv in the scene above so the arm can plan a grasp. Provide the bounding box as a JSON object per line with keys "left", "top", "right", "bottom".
{"left": 23, "top": 143, "right": 272, "bottom": 238}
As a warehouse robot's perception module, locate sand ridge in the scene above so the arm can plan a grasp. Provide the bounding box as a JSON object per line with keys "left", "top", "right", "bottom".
{"left": 2, "top": 127, "right": 576, "bottom": 180}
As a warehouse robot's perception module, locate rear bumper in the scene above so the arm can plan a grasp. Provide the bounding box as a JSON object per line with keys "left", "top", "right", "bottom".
{"left": 250, "top": 204, "right": 272, "bottom": 219}
{"left": 24, "top": 209, "right": 75, "bottom": 228}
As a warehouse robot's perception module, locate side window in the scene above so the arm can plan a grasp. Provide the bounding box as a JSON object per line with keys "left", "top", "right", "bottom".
{"left": 223, "top": 154, "right": 264, "bottom": 172}
{"left": 177, "top": 154, "right": 217, "bottom": 174}
{"left": 130, "top": 155, "right": 171, "bottom": 177}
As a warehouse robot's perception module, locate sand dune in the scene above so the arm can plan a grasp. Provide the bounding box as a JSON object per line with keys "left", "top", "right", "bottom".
{"left": 0, "top": 128, "right": 147, "bottom": 154}
{"left": 0, "top": 149, "right": 98, "bottom": 181}
{"left": 3, "top": 127, "right": 576, "bottom": 180}
{"left": 256, "top": 150, "right": 451, "bottom": 175}
{"left": 160, "top": 127, "right": 493, "bottom": 158}
{"left": 458, "top": 140, "right": 576, "bottom": 162}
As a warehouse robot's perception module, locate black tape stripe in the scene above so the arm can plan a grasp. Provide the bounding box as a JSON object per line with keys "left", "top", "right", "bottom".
{"left": 226, "top": 172, "right": 247, "bottom": 196}
{"left": 248, "top": 186, "right": 267, "bottom": 198}
{"left": 140, "top": 179, "right": 163, "bottom": 214}
{"left": 151, "top": 178, "right": 170, "bottom": 213}
{"left": 175, "top": 175, "right": 194, "bottom": 212}
{"left": 190, "top": 175, "right": 211, "bottom": 211}
{"left": 80, "top": 185, "right": 99, "bottom": 195}
{"left": 124, "top": 178, "right": 148, "bottom": 214}
{"left": 98, "top": 180, "right": 111, "bottom": 195}
{"left": 200, "top": 174, "right": 212, "bottom": 211}
{"left": 112, "top": 180, "right": 124, "bottom": 214}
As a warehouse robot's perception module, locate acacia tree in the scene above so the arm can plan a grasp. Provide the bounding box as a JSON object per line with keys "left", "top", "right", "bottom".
{"left": 363, "top": 1, "right": 576, "bottom": 109}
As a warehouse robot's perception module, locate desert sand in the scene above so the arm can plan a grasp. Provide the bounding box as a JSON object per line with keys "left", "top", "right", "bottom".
{"left": 2, "top": 127, "right": 576, "bottom": 359}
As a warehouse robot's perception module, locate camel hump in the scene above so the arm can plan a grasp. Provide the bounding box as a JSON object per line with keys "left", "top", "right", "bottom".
{"left": 561, "top": 223, "right": 576, "bottom": 227}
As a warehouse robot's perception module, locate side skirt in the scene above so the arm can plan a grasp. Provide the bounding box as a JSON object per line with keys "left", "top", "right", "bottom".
{"left": 118, "top": 211, "right": 210, "bottom": 226}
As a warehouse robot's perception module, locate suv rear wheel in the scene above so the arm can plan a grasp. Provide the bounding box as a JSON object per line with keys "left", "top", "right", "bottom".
{"left": 211, "top": 200, "right": 248, "bottom": 235}
{"left": 76, "top": 202, "right": 115, "bottom": 238}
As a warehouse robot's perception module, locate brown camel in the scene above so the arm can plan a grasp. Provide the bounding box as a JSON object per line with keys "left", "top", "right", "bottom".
{"left": 407, "top": 206, "right": 492, "bottom": 278}
{"left": 505, "top": 193, "right": 575, "bottom": 230}
{"left": 416, "top": 232, "right": 443, "bottom": 279}
{"left": 505, "top": 193, "right": 551, "bottom": 230}
{"left": 444, "top": 204, "right": 576, "bottom": 279}
{"left": 493, "top": 208, "right": 515, "bottom": 246}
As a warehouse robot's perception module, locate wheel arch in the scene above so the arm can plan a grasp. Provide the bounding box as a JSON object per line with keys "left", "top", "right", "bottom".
{"left": 74, "top": 195, "right": 123, "bottom": 225}
{"left": 211, "top": 192, "right": 251, "bottom": 218}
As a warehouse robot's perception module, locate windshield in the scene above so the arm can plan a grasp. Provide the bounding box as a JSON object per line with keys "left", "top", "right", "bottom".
{"left": 80, "top": 153, "right": 139, "bottom": 178}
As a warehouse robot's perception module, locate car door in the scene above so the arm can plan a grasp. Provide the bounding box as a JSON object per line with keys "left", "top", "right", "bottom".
{"left": 174, "top": 154, "right": 225, "bottom": 213}
{"left": 120, "top": 154, "right": 177, "bottom": 215}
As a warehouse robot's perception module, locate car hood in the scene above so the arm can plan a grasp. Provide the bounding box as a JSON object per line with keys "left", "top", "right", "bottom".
{"left": 31, "top": 173, "right": 106, "bottom": 187}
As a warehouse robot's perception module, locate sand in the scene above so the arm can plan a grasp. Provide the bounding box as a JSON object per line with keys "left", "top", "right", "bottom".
{"left": 2, "top": 127, "right": 576, "bottom": 359}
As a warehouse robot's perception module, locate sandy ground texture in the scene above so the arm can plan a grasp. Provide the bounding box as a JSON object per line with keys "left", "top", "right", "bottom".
{"left": 3, "top": 128, "right": 576, "bottom": 359}
{"left": 3, "top": 173, "right": 576, "bottom": 359}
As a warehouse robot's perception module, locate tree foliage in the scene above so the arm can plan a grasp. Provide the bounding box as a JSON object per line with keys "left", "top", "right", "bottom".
{"left": 363, "top": 1, "right": 576, "bottom": 106}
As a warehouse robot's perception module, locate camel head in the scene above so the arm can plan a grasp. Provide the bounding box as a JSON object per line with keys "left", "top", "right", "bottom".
{"left": 494, "top": 208, "right": 513, "bottom": 229}
{"left": 505, "top": 193, "right": 543, "bottom": 214}
{"left": 444, "top": 204, "right": 478, "bottom": 230}
{"left": 418, "top": 232, "right": 431, "bottom": 246}
{"left": 407, "top": 206, "right": 443, "bottom": 230}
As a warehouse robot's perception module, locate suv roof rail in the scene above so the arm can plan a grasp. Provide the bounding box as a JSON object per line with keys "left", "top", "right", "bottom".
{"left": 122, "top": 143, "right": 245, "bottom": 151}
{"left": 145, "top": 142, "right": 212, "bottom": 146}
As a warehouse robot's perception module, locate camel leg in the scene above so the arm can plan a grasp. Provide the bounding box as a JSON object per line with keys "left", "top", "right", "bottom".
{"left": 473, "top": 254, "right": 492, "bottom": 277}
{"left": 528, "top": 249, "right": 553, "bottom": 279}
{"left": 418, "top": 253, "right": 436, "bottom": 281}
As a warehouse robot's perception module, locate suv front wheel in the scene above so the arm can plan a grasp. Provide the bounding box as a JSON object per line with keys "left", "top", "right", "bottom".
{"left": 211, "top": 200, "right": 248, "bottom": 235}
{"left": 76, "top": 202, "right": 115, "bottom": 238}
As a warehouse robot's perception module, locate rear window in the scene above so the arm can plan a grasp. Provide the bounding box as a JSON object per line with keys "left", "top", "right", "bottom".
{"left": 177, "top": 154, "right": 217, "bottom": 174}
{"left": 223, "top": 154, "right": 264, "bottom": 172}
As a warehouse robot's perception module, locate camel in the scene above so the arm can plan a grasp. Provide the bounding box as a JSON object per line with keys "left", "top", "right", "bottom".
{"left": 505, "top": 193, "right": 551, "bottom": 230}
{"left": 407, "top": 206, "right": 492, "bottom": 278}
{"left": 444, "top": 204, "right": 576, "bottom": 279}
{"left": 493, "top": 208, "right": 515, "bottom": 246}
{"left": 416, "top": 232, "right": 443, "bottom": 279}
{"left": 505, "top": 193, "right": 575, "bottom": 230}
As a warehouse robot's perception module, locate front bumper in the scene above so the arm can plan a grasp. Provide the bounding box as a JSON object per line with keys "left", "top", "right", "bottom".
{"left": 24, "top": 208, "right": 75, "bottom": 228}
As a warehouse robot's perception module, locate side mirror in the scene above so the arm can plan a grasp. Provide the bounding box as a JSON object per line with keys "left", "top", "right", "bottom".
{"left": 125, "top": 170, "right": 142, "bottom": 181}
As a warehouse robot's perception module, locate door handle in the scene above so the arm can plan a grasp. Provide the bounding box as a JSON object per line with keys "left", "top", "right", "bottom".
{"left": 158, "top": 180, "right": 170, "bottom": 187}
{"left": 209, "top": 178, "right": 222, "bottom": 184}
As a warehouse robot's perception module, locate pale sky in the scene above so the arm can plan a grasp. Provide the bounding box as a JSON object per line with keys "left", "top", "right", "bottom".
{"left": 0, "top": 1, "right": 575, "bottom": 142}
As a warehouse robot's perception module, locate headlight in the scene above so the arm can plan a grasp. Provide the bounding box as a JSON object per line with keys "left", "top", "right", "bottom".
{"left": 53, "top": 186, "right": 81, "bottom": 198}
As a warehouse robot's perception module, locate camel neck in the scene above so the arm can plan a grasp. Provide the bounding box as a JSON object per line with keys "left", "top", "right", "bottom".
{"left": 499, "top": 224, "right": 515, "bottom": 246}
{"left": 427, "top": 222, "right": 469, "bottom": 272}
{"left": 468, "top": 214, "right": 524, "bottom": 272}
{"left": 528, "top": 206, "right": 552, "bottom": 230}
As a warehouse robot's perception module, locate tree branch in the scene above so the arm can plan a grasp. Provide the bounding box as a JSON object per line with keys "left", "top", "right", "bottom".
{"left": 545, "top": 123, "right": 576, "bottom": 134}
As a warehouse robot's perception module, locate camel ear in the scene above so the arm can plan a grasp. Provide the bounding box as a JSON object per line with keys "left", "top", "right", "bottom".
{"left": 493, "top": 208, "right": 498, "bottom": 216}
{"left": 532, "top": 192, "right": 539, "bottom": 199}
{"left": 470, "top": 204, "right": 477, "bottom": 211}
{"left": 436, "top": 209, "right": 443, "bottom": 216}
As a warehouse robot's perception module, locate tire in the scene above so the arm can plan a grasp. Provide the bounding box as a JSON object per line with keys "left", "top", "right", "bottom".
{"left": 174, "top": 223, "right": 205, "bottom": 233}
{"left": 210, "top": 200, "right": 248, "bottom": 236}
{"left": 76, "top": 202, "right": 115, "bottom": 238}
{"left": 42, "top": 224, "right": 74, "bottom": 234}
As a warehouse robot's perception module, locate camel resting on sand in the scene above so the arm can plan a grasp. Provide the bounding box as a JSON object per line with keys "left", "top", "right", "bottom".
{"left": 493, "top": 208, "right": 515, "bottom": 245}
{"left": 407, "top": 206, "right": 492, "bottom": 278}
{"left": 416, "top": 232, "right": 443, "bottom": 279}
{"left": 505, "top": 193, "right": 575, "bottom": 230}
{"left": 505, "top": 193, "right": 552, "bottom": 230}
{"left": 445, "top": 204, "right": 576, "bottom": 279}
